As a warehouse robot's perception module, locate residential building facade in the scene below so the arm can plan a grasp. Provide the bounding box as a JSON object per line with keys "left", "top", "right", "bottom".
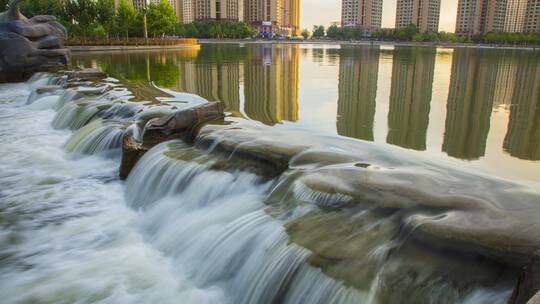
{"left": 455, "top": 0, "right": 539, "bottom": 34}
{"left": 193, "top": 0, "right": 244, "bottom": 21}
{"left": 244, "top": 0, "right": 299, "bottom": 36}
{"left": 395, "top": 0, "right": 441, "bottom": 32}
{"left": 525, "top": 0, "right": 540, "bottom": 32}
{"left": 341, "top": 0, "right": 383, "bottom": 32}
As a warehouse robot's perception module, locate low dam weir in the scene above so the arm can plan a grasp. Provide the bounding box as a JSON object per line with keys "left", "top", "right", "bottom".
{"left": 0, "top": 69, "right": 539, "bottom": 304}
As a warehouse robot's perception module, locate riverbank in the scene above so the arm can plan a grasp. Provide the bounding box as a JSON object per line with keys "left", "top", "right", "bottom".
{"left": 198, "top": 38, "right": 540, "bottom": 50}
{"left": 69, "top": 44, "right": 200, "bottom": 53}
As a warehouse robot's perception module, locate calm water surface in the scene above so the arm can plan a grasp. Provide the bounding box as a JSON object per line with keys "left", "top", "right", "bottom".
{"left": 72, "top": 44, "right": 540, "bottom": 183}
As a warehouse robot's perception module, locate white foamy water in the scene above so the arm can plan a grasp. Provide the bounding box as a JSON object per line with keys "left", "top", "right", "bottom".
{"left": 0, "top": 82, "right": 219, "bottom": 304}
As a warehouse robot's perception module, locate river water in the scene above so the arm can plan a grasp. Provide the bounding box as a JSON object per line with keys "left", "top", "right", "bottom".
{"left": 72, "top": 43, "right": 540, "bottom": 183}
{"left": 0, "top": 44, "right": 538, "bottom": 304}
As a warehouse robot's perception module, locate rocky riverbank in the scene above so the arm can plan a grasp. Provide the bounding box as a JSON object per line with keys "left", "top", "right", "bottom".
{"left": 24, "top": 68, "right": 540, "bottom": 303}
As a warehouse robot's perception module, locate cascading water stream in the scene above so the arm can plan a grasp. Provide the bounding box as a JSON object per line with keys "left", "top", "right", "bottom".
{"left": 0, "top": 73, "right": 519, "bottom": 304}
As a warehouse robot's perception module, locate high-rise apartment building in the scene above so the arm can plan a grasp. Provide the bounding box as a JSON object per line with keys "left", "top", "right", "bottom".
{"left": 245, "top": 0, "right": 281, "bottom": 33}
{"left": 395, "top": 0, "right": 441, "bottom": 32}
{"left": 524, "top": 0, "right": 540, "bottom": 32}
{"left": 193, "top": 0, "right": 244, "bottom": 21}
{"left": 455, "top": 0, "right": 506, "bottom": 35}
{"left": 281, "top": 0, "right": 300, "bottom": 36}
{"left": 132, "top": 0, "right": 147, "bottom": 10}
{"left": 341, "top": 0, "right": 383, "bottom": 32}
{"left": 455, "top": 0, "right": 539, "bottom": 34}
{"left": 244, "top": 0, "right": 299, "bottom": 36}
{"left": 177, "top": 0, "right": 194, "bottom": 23}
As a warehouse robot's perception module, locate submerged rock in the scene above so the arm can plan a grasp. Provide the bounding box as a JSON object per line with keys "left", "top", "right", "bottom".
{"left": 65, "top": 68, "right": 107, "bottom": 81}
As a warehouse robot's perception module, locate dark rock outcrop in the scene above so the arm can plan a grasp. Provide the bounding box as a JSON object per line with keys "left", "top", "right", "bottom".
{"left": 143, "top": 102, "right": 224, "bottom": 146}
{"left": 0, "top": 1, "right": 70, "bottom": 82}
{"left": 510, "top": 254, "right": 540, "bottom": 304}
{"left": 119, "top": 102, "right": 224, "bottom": 179}
{"left": 119, "top": 134, "right": 149, "bottom": 180}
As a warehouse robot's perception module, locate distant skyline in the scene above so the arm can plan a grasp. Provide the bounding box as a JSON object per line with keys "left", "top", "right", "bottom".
{"left": 300, "top": 0, "right": 458, "bottom": 32}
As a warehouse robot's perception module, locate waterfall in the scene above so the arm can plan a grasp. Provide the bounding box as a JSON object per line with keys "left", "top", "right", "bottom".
{"left": 52, "top": 100, "right": 105, "bottom": 129}
{"left": 125, "top": 140, "right": 368, "bottom": 304}
{"left": 64, "top": 118, "right": 126, "bottom": 157}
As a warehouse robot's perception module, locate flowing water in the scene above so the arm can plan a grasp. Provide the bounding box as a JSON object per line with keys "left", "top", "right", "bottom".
{"left": 0, "top": 44, "right": 539, "bottom": 304}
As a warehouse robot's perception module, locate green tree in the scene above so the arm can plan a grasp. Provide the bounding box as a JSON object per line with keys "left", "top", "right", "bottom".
{"left": 312, "top": 25, "right": 325, "bottom": 38}
{"left": 19, "top": 0, "right": 64, "bottom": 19}
{"left": 96, "top": 0, "right": 115, "bottom": 33}
{"left": 115, "top": 0, "right": 136, "bottom": 38}
{"left": 395, "top": 24, "right": 419, "bottom": 41}
{"left": 93, "top": 24, "right": 108, "bottom": 38}
{"left": 185, "top": 22, "right": 199, "bottom": 37}
{"left": 326, "top": 25, "right": 340, "bottom": 39}
{"left": 301, "top": 29, "right": 309, "bottom": 39}
{"left": 63, "top": 0, "right": 99, "bottom": 38}
{"left": 351, "top": 26, "right": 363, "bottom": 39}
{"left": 146, "top": 0, "right": 176, "bottom": 37}
{"left": 175, "top": 23, "right": 187, "bottom": 37}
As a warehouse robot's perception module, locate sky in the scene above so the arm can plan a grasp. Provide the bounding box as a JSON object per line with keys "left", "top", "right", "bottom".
{"left": 300, "top": 0, "right": 459, "bottom": 32}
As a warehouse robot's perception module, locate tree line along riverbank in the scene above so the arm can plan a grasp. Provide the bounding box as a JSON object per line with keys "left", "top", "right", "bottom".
{"left": 4, "top": 0, "right": 539, "bottom": 47}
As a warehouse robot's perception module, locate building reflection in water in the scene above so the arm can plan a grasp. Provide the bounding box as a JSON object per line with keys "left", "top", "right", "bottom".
{"left": 504, "top": 53, "right": 540, "bottom": 160}
{"left": 442, "top": 49, "right": 500, "bottom": 160}
{"left": 243, "top": 45, "right": 299, "bottom": 125}
{"left": 336, "top": 46, "right": 380, "bottom": 141}
{"left": 71, "top": 45, "right": 540, "bottom": 166}
{"left": 175, "top": 45, "right": 243, "bottom": 113}
{"left": 387, "top": 47, "right": 435, "bottom": 150}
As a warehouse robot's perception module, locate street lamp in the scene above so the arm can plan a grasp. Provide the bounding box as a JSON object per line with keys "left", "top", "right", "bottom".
{"left": 142, "top": 7, "right": 148, "bottom": 40}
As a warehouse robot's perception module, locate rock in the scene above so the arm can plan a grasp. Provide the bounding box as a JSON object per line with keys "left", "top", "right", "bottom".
{"left": 65, "top": 68, "right": 108, "bottom": 81}
{"left": 510, "top": 254, "right": 540, "bottom": 304}
{"left": 0, "top": 1, "right": 70, "bottom": 82}
{"left": 119, "top": 103, "right": 225, "bottom": 179}
{"left": 142, "top": 102, "right": 224, "bottom": 146}
{"left": 8, "top": 20, "right": 51, "bottom": 38}
{"left": 529, "top": 292, "right": 540, "bottom": 304}
{"left": 28, "top": 15, "right": 56, "bottom": 23}
{"left": 196, "top": 123, "right": 309, "bottom": 173}
{"left": 35, "top": 35, "right": 61, "bottom": 49}
{"left": 194, "top": 122, "right": 540, "bottom": 270}
{"left": 119, "top": 134, "right": 148, "bottom": 180}
{"left": 35, "top": 85, "right": 61, "bottom": 94}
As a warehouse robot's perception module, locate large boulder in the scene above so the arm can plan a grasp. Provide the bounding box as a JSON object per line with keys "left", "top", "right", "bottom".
{"left": 142, "top": 102, "right": 224, "bottom": 146}
{"left": 194, "top": 121, "right": 540, "bottom": 302}
{"left": 0, "top": 6, "right": 70, "bottom": 82}
{"left": 119, "top": 102, "right": 225, "bottom": 179}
